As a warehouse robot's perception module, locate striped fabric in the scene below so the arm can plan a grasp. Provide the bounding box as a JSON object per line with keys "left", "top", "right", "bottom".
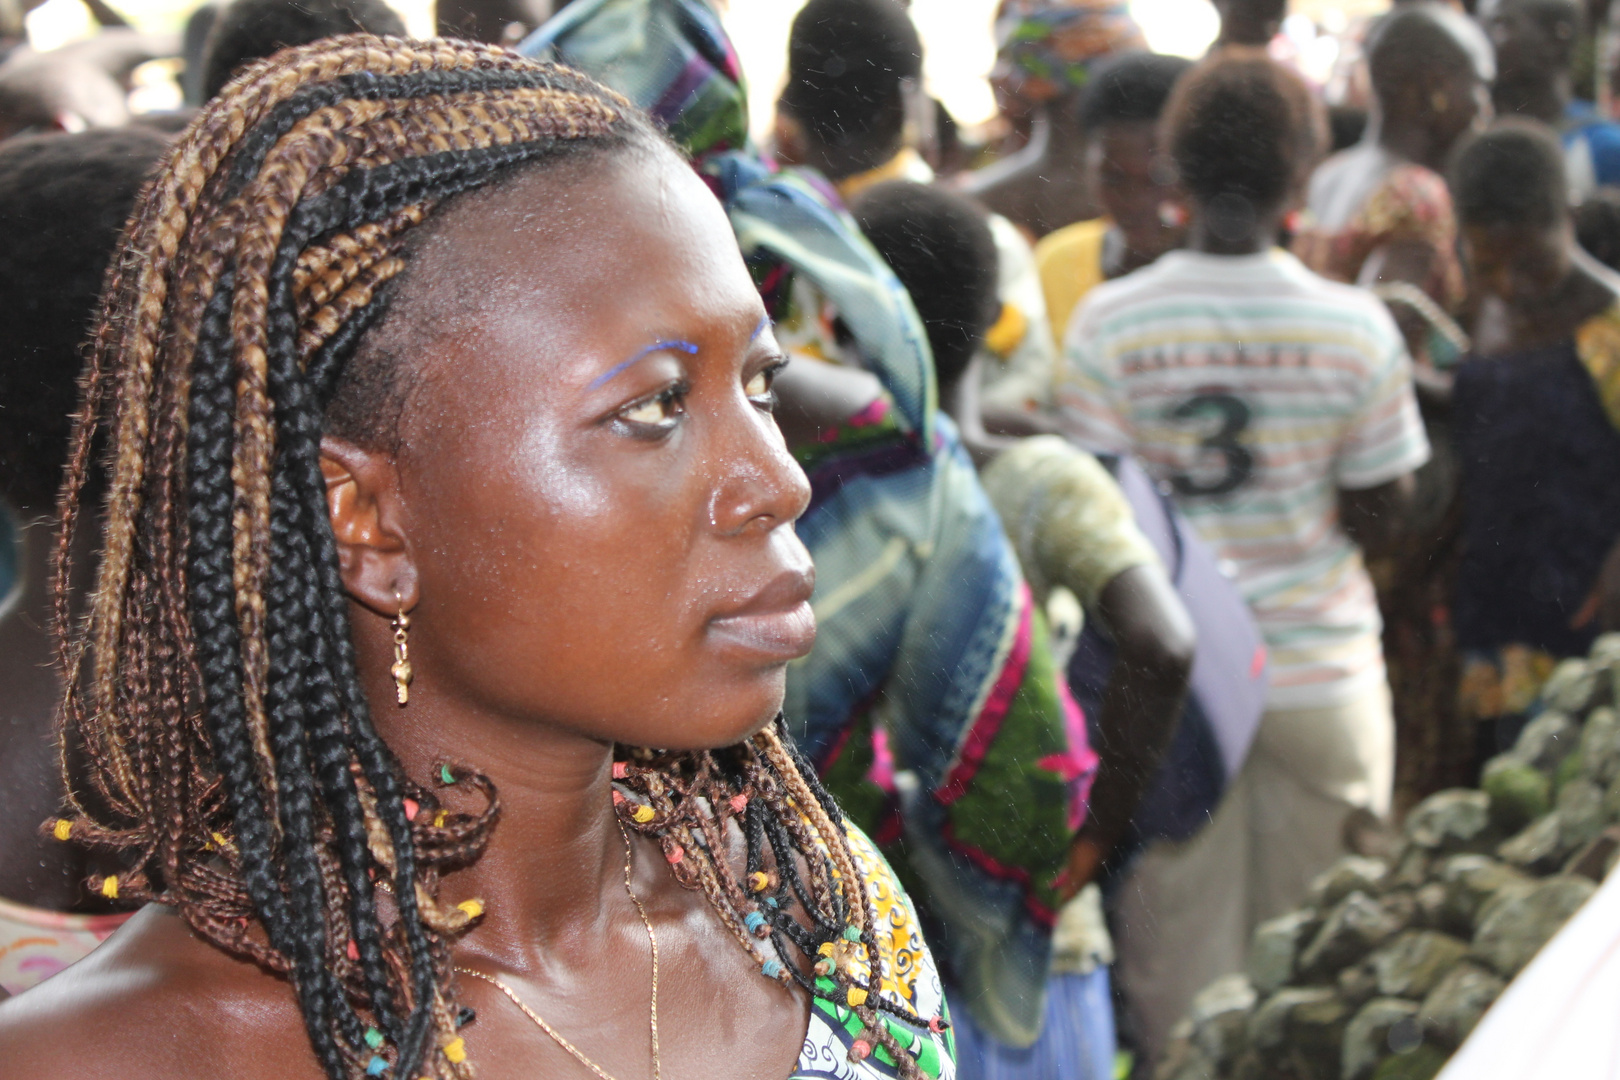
{"left": 1056, "top": 249, "right": 1429, "bottom": 708}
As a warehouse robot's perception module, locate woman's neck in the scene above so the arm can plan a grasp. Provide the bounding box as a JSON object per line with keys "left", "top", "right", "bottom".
{"left": 1186, "top": 210, "right": 1280, "bottom": 256}
{"left": 1377, "top": 116, "right": 1449, "bottom": 174}
{"left": 364, "top": 662, "right": 632, "bottom": 972}
{"left": 1477, "top": 250, "right": 1620, "bottom": 355}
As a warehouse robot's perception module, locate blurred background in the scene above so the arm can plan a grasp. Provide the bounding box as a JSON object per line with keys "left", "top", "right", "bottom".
{"left": 20, "top": 0, "right": 1384, "bottom": 134}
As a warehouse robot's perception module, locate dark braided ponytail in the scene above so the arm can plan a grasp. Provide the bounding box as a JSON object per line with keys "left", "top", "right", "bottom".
{"left": 48, "top": 34, "right": 934, "bottom": 1080}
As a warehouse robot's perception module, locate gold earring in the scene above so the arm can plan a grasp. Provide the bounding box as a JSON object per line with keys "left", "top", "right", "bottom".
{"left": 391, "top": 591, "right": 413, "bottom": 706}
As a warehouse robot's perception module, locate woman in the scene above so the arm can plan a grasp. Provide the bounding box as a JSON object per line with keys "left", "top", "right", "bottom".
{"left": 0, "top": 37, "right": 954, "bottom": 1080}
{"left": 1292, "top": 1, "right": 1495, "bottom": 807}
{"left": 1293, "top": 2, "right": 1492, "bottom": 367}
{"left": 959, "top": 0, "right": 1147, "bottom": 241}
{"left": 1451, "top": 121, "right": 1620, "bottom": 757}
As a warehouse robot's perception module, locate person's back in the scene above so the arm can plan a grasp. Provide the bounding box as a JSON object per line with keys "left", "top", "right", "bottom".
{"left": 1061, "top": 53, "right": 1426, "bottom": 711}
{"left": 1066, "top": 249, "right": 1419, "bottom": 694}
{"left": 1057, "top": 50, "right": 1429, "bottom": 1068}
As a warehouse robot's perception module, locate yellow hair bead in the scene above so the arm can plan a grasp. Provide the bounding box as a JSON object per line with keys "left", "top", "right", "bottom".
{"left": 631, "top": 804, "right": 655, "bottom": 824}
{"left": 433, "top": 810, "right": 447, "bottom": 828}
{"left": 52, "top": 819, "right": 72, "bottom": 842}
{"left": 748, "top": 871, "right": 770, "bottom": 892}
{"left": 212, "top": 831, "right": 228, "bottom": 848}
{"left": 846, "top": 987, "right": 868, "bottom": 1007}
{"left": 457, "top": 899, "right": 484, "bottom": 920}
{"left": 818, "top": 942, "right": 835, "bottom": 957}
{"left": 100, "top": 875, "right": 119, "bottom": 899}
{"left": 443, "top": 1038, "right": 466, "bottom": 1064}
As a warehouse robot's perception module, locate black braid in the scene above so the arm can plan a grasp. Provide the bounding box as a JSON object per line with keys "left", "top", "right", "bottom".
{"left": 263, "top": 237, "right": 402, "bottom": 1056}
{"left": 186, "top": 269, "right": 304, "bottom": 970}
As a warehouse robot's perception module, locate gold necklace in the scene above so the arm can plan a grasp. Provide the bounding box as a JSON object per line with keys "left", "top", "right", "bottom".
{"left": 457, "top": 819, "right": 660, "bottom": 1080}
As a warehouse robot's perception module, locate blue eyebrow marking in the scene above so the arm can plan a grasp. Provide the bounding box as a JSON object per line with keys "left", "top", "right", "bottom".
{"left": 750, "top": 316, "right": 770, "bottom": 342}
{"left": 589, "top": 339, "right": 699, "bottom": 389}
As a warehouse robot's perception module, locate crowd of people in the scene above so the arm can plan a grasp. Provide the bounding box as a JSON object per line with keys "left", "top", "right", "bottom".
{"left": 0, "top": 0, "right": 1618, "bottom": 1078}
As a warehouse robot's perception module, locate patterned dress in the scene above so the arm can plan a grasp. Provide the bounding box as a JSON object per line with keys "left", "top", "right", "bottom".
{"left": 1452, "top": 304, "right": 1620, "bottom": 754}
{"left": 0, "top": 896, "right": 130, "bottom": 995}
{"left": 794, "top": 826, "right": 956, "bottom": 1080}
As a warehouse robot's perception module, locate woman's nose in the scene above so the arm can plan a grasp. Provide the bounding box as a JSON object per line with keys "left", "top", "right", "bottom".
{"left": 708, "top": 410, "right": 812, "bottom": 536}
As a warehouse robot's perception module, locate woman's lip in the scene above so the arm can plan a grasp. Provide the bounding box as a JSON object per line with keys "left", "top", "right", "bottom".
{"left": 707, "top": 599, "right": 817, "bottom": 661}
{"left": 707, "top": 567, "right": 817, "bottom": 661}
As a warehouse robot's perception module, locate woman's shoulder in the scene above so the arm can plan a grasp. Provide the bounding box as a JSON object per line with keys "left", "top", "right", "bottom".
{"left": 0, "top": 905, "right": 316, "bottom": 1080}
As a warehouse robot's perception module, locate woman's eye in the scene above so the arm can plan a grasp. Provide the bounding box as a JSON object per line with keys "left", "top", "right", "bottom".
{"left": 745, "top": 362, "right": 786, "bottom": 406}
{"left": 619, "top": 388, "right": 682, "bottom": 427}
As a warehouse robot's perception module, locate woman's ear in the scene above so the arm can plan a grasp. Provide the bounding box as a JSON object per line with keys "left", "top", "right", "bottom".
{"left": 320, "top": 435, "right": 417, "bottom": 617}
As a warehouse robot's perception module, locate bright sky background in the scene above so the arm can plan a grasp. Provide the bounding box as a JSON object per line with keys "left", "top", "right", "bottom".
{"left": 27, "top": 0, "right": 1374, "bottom": 127}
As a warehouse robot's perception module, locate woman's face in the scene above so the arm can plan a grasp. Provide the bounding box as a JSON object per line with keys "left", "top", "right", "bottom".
{"left": 1088, "top": 122, "right": 1182, "bottom": 257}
{"left": 1462, "top": 219, "right": 1574, "bottom": 306}
{"left": 356, "top": 148, "right": 814, "bottom": 752}
{"left": 1428, "top": 67, "right": 1492, "bottom": 155}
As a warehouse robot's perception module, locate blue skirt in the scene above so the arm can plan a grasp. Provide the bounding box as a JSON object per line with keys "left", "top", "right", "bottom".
{"left": 949, "top": 967, "right": 1116, "bottom": 1080}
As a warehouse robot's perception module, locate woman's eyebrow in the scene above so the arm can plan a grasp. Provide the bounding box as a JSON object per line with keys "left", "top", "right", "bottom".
{"left": 588, "top": 339, "right": 699, "bottom": 389}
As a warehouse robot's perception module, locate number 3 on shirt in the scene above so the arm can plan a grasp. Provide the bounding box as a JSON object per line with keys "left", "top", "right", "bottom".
{"left": 1168, "top": 391, "right": 1253, "bottom": 497}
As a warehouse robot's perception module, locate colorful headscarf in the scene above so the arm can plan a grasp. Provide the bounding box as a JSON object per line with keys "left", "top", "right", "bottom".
{"left": 994, "top": 0, "right": 1147, "bottom": 104}
{"left": 527, "top": 0, "right": 751, "bottom": 160}
{"left": 524, "top": 0, "right": 1095, "bottom": 1048}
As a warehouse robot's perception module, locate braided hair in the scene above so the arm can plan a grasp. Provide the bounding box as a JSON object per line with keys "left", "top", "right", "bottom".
{"left": 49, "top": 35, "right": 932, "bottom": 1080}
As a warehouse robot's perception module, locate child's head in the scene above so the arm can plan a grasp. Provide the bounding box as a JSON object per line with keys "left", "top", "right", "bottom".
{"left": 0, "top": 127, "right": 169, "bottom": 513}
{"left": 1213, "top": 0, "right": 1288, "bottom": 47}
{"left": 851, "top": 180, "right": 1000, "bottom": 397}
{"left": 1079, "top": 51, "right": 1192, "bottom": 258}
{"left": 777, "top": 0, "right": 923, "bottom": 179}
{"left": 1161, "top": 48, "right": 1324, "bottom": 244}
{"left": 1453, "top": 120, "right": 1574, "bottom": 305}
{"left": 1574, "top": 189, "right": 1620, "bottom": 272}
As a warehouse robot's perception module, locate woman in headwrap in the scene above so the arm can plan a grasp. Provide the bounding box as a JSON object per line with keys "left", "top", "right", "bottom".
{"left": 959, "top": 0, "right": 1148, "bottom": 240}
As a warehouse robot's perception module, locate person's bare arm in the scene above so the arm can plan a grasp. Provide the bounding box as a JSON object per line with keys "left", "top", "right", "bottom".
{"left": 1360, "top": 237, "right": 1443, "bottom": 350}
{"left": 1574, "top": 536, "right": 1620, "bottom": 632}
{"left": 1339, "top": 473, "right": 1417, "bottom": 561}
{"left": 769, "top": 354, "right": 885, "bottom": 451}
{"left": 1056, "top": 563, "right": 1195, "bottom": 898}
{"left": 980, "top": 402, "right": 1063, "bottom": 439}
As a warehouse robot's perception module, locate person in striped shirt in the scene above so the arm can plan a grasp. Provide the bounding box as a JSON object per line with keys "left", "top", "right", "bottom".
{"left": 1056, "top": 50, "right": 1430, "bottom": 1067}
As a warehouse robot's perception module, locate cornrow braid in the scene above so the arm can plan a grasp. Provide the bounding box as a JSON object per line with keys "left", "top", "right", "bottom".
{"left": 48, "top": 33, "right": 930, "bottom": 1080}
